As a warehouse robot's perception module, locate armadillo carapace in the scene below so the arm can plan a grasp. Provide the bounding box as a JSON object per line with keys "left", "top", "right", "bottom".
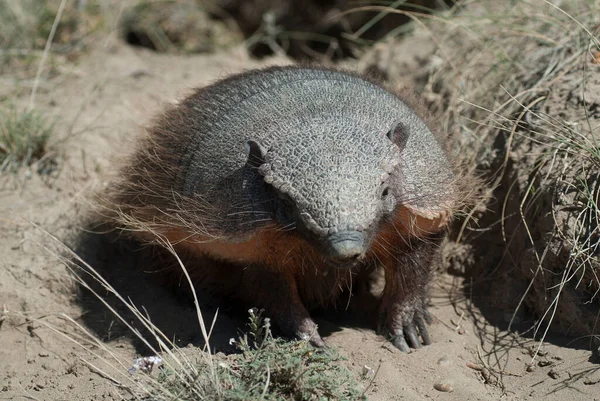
{"left": 111, "top": 66, "right": 457, "bottom": 352}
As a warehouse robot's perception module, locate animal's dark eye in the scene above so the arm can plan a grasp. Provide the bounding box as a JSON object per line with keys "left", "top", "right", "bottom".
{"left": 381, "top": 187, "right": 390, "bottom": 199}
{"left": 281, "top": 197, "right": 294, "bottom": 210}
{"left": 386, "top": 122, "right": 409, "bottom": 151}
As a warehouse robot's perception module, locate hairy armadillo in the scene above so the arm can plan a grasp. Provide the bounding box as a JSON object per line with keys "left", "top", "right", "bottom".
{"left": 110, "top": 65, "right": 457, "bottom": 352}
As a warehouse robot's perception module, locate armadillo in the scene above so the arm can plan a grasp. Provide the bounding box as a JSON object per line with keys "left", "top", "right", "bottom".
{"left": 110, "top": 66, "right": 457, "bottom": 352}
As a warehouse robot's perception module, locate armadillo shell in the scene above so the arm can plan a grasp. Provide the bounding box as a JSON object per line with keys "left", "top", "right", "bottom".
{"left": 170, "top": 66, "right": 454, "bottom": 235}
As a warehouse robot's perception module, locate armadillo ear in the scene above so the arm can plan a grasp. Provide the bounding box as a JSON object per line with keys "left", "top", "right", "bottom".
{"left": 387, "top": 121, "right": 409, "bottom": 151}
{"left": 246, "top": 140, "right": 266, "bottom": 167}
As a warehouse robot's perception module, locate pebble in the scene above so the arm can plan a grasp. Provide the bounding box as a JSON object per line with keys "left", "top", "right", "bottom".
{"left": 434, "top": 381, "right": 454, "bottom": 392}
{"left": 526, "top": 364, "right": 535, "bottom": 372}
{"left": 548, "top": 369, "right": 560, "bottom": 379}
{"left": 437, "top": 356, "right": 452, "bottom": 367}
{"left": 481, "top": 367, "right": 493, "bottom": 384}
{"left": 538, "top": 360, "right": 553, "bottom": 367}
{"left": 361, "top": 365, "right": 375, "bottom": 377}
{"left": 466, "top": 361, "right": 483, "bottom": 371}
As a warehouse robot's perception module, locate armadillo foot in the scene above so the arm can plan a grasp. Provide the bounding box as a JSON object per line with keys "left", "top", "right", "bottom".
{"left": 292, "top": 317, "right": 325, "bottom": 347}
{"left": 238, "top": 267, "right": 324, "bottom": 347}
{"left": 379, "top": 296, "right": 432, "bottom": 353}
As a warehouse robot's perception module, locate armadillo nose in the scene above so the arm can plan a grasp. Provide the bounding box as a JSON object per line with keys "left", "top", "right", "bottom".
{"left": 327, "top": 231, "right": 365, "bottom": 261}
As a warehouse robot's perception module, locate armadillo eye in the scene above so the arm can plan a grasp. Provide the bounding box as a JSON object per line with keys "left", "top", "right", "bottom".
{"left": 386, "top": 122, "right": 409, "bottom": 151}
{"left": 279, "top": 195, "right": 294, "bottom": 211}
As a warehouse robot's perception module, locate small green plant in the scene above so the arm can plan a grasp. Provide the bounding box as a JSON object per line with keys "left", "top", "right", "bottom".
{"left": 0, "top": 106, "right": 53, "bottom": 172}
{"left": 156, "top": 308, "right": 366, "bottom": 401}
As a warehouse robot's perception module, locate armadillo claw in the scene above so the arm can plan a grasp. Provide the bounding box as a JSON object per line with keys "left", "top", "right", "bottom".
{"left": 383, "top": 297, "right": 433, "bottom": 353}
{"left": 308, "top": 333, "right": 326, "bottom": 348}
{"left": 392, "top": 334, "right": 411, "bottom": 353}
{"left": 416, "top": 314, "right": 432, "bottom": 345}
{"left": 406, "top": 324, "right": 422, "bottom": 349}
{"left": 293, "top": 318, "right": 325, "bottom": 347}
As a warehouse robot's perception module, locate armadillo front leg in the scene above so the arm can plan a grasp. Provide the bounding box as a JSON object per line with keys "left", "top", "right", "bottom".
{"left": 238, "top": 267, "right": 325, "bottom": 347}
{"left": 379, "top": 233, "right": 444, "bottom": 352}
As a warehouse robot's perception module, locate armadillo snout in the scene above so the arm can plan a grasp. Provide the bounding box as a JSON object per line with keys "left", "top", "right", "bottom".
{"left": 325, "top": 231, "right": 365, "bottom": 263}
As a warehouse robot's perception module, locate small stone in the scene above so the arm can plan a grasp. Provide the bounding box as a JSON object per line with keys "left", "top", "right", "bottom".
{"left": 361, "top": 365, "right": 375, "bottom": 377}
{"left": 481, "top": 367, "right": 492, "bottom": 384}
{"left": 466, "top": 361, "right": 483, "bottom": 371}
{"left": 526, "top": 364, "right": 535, "bottom": 372}
{"left": 0, "top": 306, "right": 6, "bottom": 329}
{"left": 38, "top": 352, "right": 49, "bottom": 357}
{"left": 437, "top": 356, "right": 451, "bottom": 367}
{"left": 538, "top": 360, "right": 553, "bottom": 367}
{"left": 458, "top": 328, "right": 466, "bottom": 335}
{"left": 548, "top": 369, "right": 560, "bottom": 379}
{"left": 128, "top": 69, "right": 150, "bottom": 79}
{"left": 434, "top": 381, "right": 454, "bottom": 392}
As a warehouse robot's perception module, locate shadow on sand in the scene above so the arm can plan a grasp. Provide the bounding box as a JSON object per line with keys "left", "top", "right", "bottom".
{"left": 71, "top": 227, "right": 382, "bottom": 356}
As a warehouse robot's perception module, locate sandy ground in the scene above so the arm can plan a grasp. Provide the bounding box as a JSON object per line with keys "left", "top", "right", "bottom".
{"left": 1, "top": 37, "right": 599, "bottom": 401}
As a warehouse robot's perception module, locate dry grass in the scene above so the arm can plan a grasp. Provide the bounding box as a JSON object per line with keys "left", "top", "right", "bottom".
{"left": 119, "top": 0, "right": 243, "bottom": 54}
{"left": 451, "top": 1, "right": 599, "bottom": 348}
{"left": 0, "top": 104, "right": 53, "bottom": 173}
{"left": 0, "top": 0, "right": 108, "bottom": 83}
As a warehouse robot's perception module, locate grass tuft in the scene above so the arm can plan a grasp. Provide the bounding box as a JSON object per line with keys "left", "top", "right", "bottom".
{"left": 0, "top": 105, "right": 53, "bottom": 172}
{"left": 156, "top": 308, "right": 365, "bottom": 401}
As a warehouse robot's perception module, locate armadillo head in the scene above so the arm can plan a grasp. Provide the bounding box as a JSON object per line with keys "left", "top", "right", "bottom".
{"left": 252, "top": 117, "right": 406, "bottom": 266}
